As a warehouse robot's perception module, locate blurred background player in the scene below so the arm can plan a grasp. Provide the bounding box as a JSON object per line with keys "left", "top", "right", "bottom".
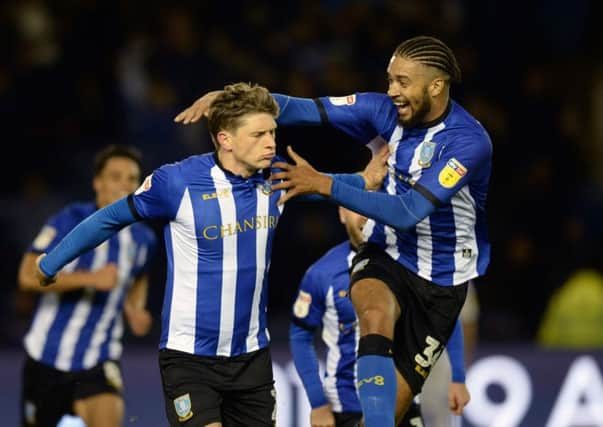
{"left": 17, "top": 145, "right": 157, "bottom": 427}
{"left": 290, "top": 206, "right": 469, "bottom": 427}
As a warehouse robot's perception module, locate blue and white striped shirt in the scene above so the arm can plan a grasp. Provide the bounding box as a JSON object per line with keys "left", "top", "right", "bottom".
{"left": 131, "top": 153, "right": 285, "bottom": 357}
{"left": 277, "top": 93, "right": 492, "bottom": 286}
{"left": 24, "top": 202, "right": 156, "bottom": 371}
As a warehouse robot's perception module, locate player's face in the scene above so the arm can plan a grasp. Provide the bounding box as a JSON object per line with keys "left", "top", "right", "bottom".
{"left": 339, "top": 207, "right": 367, "bottom": 248}
{"left": 94, "top": 157, "right": 141, "bottom": 207}
{"left": 387, "top": 56, "right": 434, "bottom": 127}
{"left": 228, "top": 112, "right": 277, "bottom": 176}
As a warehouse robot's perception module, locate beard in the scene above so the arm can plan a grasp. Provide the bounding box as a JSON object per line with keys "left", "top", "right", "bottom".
{"left": 398, "top": 89, "right": 432, "bottom": 128}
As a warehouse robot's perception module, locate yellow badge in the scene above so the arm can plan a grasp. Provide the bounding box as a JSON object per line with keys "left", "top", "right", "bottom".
{"left": 438, "top": 158, "right": 467, "bottom": 189}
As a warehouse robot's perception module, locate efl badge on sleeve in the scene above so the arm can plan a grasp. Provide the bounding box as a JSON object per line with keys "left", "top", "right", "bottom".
{"left": 328, "top": 94, "right": 356, "bottom": 106}
{"left": 32, "top": 225, "right": 57, "bottom": 250}
{"left": 174, "top": 393, "right": 194, "bottom": 422}
{"left": 134, "top": 174, "right": 153, "bottom": 195}
{"left": 418, "top": 141, "right": 436, "bottom": 168}
{"left": 438, "top": 158, "right": 467, "bottom": 189}
{"left": 293, "top": 290, "right": 312, "bottom": 318}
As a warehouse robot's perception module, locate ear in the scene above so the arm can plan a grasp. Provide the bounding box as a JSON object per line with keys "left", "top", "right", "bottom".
{"left": 429, "top": 76, "right": 446, "bottom": 97}
{"left": 216, "top": 130, "right": 232, "bottom": 150}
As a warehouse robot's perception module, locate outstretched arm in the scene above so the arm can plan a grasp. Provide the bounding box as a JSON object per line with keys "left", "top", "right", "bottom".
{"left": 270, "top": 146, "right": 435, "bottom": 231}
{"left": 37, "top": 196, "right": 138, "bottom": 285}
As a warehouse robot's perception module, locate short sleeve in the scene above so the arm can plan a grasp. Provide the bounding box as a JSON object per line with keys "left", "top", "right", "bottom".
{"left": 131, "top": 165, "right": 180, "bottom": 220}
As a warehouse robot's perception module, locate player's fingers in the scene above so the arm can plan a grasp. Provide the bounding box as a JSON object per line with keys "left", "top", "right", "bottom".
{"left": 270, "top": 180, "right": 292, "bottom": 191}
{"left": 271, "top": 161, "right": 291, "bottom": 171}
{"left": 378, "top": 143, "right": 390, "bottom": 159}
{"left": 286, "top": 145, "right": 308, "bottom": 165}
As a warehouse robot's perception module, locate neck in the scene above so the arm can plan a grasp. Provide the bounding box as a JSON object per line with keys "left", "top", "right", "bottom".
{"left": 424, "top": 95, "right": 449, "bottom": 123}
{"left": 217, "top": 151, "right": 256, "bottom": 178}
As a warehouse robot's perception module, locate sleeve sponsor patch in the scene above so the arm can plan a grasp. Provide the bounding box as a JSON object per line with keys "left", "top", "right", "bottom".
{"left": 293, "top": 290, "right": 312, "bottom": 318}
{"left": 32, "top": 225, "right": 57, "bottom": 250}
{"left": 328, "top": 94, "right": 356, "bottom": 106}
{"left": 438, "top": 158, "right": 467, "bottom": 189}
{"left": 134, "top": 174, "right": 153, "bottom": 195}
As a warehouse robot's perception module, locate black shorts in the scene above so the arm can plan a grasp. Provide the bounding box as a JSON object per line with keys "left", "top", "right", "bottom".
{"left": 21, "top": 356, "right": 123, "bottom": 427}
{"left": 159, "top": 347, "right": 276, "bottom": 427}
{"left": 350, "top": 243, "right": 468, "bottom": 395}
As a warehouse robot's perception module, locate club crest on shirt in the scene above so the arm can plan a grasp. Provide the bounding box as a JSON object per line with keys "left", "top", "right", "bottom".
{"left": 418, "top": 141, "right": 436, "bottom": 168}
{"left": 174, "top": 393, "right": 193, "bottom": 422}
{"left": 32, "top": 225, "right": 57, "bottom": 250}
{"left": 134, "top": 174, "right": 153, "bottom": 195}
{"left": 293, "top": 290, "right": 312, "bottom": 318}
{"left": 329, "top": 94, "right": 356, "bottom": 106}
{"left": 258, "top": 180, "right": 272, "bottom": 195}
{"left": 438, "top": 158, "right": 467, "bottom": 189}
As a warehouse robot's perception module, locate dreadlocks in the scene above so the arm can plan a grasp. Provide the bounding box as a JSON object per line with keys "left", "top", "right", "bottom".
{"left": 394, "top": 36, "right": 462, "bottom": 84}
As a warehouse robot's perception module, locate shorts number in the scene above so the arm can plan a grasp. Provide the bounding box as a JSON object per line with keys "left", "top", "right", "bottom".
{"left": 414, "top": 336, "right": 442, "bottom": 368}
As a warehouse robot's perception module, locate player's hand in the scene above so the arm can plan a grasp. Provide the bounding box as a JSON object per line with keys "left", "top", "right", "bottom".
{"left": 448, "top": 382, "right": 470, "bottom": 415}
{"left": 310, "top": 404, "right": 336, "bottom": 427}
{"left": 360, "top": 143, "right": 389, "bottom": 191}
{"left": 124, "top": 304, "right": 152, "bottom": 336}
{"left": 270, "top": 146, "right": 333, "bottom": 205}
{"left": 35, "top": 254, "right": 56, "bottom": 287}
{"left": 173, "top": 90, "right": 222, "bottom": 124}
{"left": 92, "top": 264, "right": 119, "bottom": 291}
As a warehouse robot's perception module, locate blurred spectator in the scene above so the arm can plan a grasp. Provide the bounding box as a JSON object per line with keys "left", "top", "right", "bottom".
{"left": 537, "top": 269, "right": 603, "bottom": 349}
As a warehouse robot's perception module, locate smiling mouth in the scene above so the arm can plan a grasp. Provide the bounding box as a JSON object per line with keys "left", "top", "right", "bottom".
{"left": 394, "top": 100, "right": 411, "bottom": 116}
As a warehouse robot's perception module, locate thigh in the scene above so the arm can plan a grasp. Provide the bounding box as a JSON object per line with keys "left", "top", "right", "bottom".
{"left": 21, "top": 356, "right": 74, "bottom": 427}
{"left": 159, "top": 349, "right": 222, "bottom": 427}
{"left": 221, "top": 349, "right": 276, "bottom": 427}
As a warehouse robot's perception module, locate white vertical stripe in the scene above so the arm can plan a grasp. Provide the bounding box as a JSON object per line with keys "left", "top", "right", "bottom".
{"left": 452, "top": 186, "right": 479, "bottom": 284}
{"left": 166, "top": 188, "right": 198, "bottom": 353}
{"left": 412, "top": 123, "right": 446, "bottom": 281}
{"left": 24, "top": 294, "right": 60, "bottom": 360}
{"left": 55, "top": 242, "right": 109, "bottom": 370}
{"left": 82, "top": 228, "right": 134, "bottom": 368}
{"left": 246, "top": 187, "right": 269, "bottom": 352}
{"left": 321, "top": 287, "right": 343, "bottom": 413}
{"left": 24, "top": 260, "right": 78, "bottom": 360}
{"left": 109, "top": 315, "right": 124, "bottom": 360}
{"left": 213, "top": 167, "right": 237, "bottom": 357}
{"left": 384, "top": 126, "right": 403, "bottom": 260}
